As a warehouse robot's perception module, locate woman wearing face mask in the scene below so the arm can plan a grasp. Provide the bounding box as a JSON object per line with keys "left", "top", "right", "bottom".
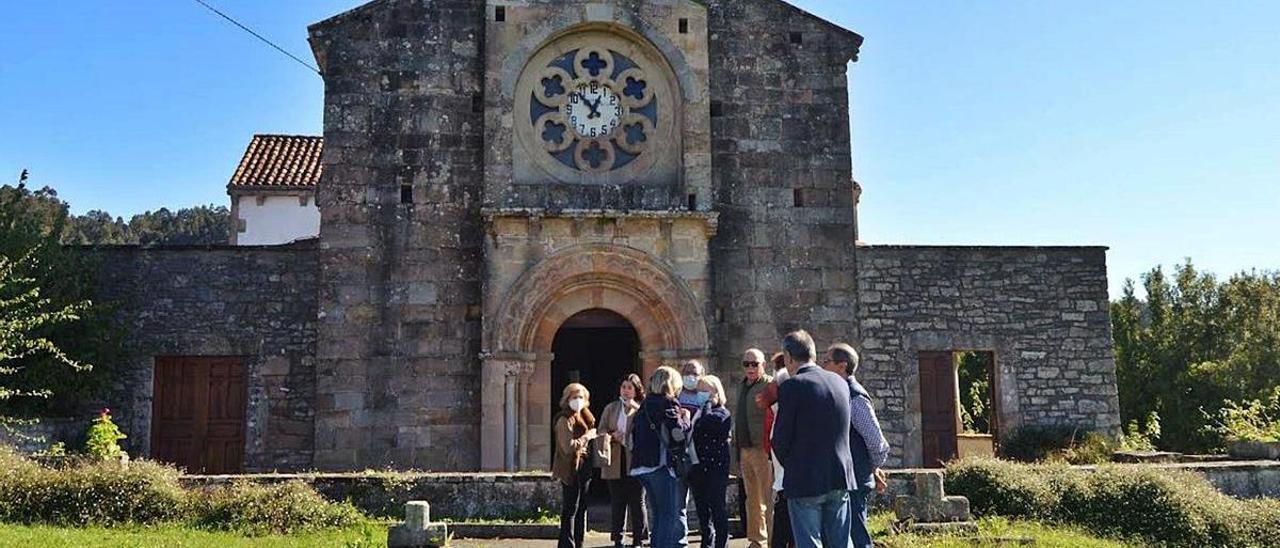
{"left": 554, "top": 383, "right": 597, "bottom": 548}
{"left": 688, "top": 374, "right": 733, "bottom": 548}
{"left": 599, "top": 374, "right": 649, "bottom": 548}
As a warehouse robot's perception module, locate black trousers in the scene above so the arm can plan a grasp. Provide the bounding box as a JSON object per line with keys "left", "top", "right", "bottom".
{"left": 608, "top": 477, "right": 647, "bottom": 543}
{"left": 690, "top": 470, "right": 730, "bottom": 548}
{"left": 771, "top": 490, "right": 793, "bottom": 548}
{"left": 558, "top": 472, "right": 591, "bottom": 548}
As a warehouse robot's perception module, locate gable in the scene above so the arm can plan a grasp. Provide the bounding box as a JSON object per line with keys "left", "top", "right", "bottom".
{"left": 308, "top": 0, "right": 863, "bottom": 72}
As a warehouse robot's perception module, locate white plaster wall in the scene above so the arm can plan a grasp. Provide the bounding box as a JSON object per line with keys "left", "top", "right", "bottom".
{"left": 235, "top": 194, "right": 320, "bottom": 245}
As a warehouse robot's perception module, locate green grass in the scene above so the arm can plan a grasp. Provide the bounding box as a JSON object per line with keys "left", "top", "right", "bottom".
{"left": 868, "top": 513, "right": 1135, "bottom": 548}
{"left": 0, "top": 521, "right": 391, "bottom": 547}
{"left": 0, "top": 515, "right": 1133, "bottom": 548}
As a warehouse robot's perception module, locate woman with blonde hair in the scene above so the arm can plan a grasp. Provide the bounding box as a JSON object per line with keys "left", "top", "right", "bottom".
{"left": 554, "top": 383, "right": 596, "bottom": 548}
{"left": 599, "top": 373, "right": 649, "bottom": 547}
{"left": 689, "top": 374, "right": 733, "bottom": 548}
{"left": 630, "top": 365, "right": 693, "bottom": 547}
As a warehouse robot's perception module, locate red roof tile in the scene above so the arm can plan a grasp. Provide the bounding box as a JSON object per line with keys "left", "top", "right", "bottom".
{"left": 228, "top": 134, "right": 323, "bottom": 190}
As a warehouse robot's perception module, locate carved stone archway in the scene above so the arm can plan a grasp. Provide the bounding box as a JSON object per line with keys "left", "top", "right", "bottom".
{"left": 481, "top": 243, "right": 710, "bottom": 470}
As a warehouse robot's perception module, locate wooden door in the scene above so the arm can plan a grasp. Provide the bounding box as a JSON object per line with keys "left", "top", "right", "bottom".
{"left": 919, "top": 351, "right": 959, "bottom": 468}
{"left": 152, "top": 357, "right": 247, "bottom": 474}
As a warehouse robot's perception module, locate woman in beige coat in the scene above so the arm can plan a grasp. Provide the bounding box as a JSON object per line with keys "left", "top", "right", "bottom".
{"left": 598, "top": 373, "right": 648, "bottom": 548}
{"left": 553, "top": 383, "right": 596, "bottom": 548}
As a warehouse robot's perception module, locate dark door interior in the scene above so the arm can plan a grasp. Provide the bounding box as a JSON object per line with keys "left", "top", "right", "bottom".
{"left": 550, "top": 309, "right": 641, "bottom": 425}
{"left": 550, "top": 309, "right": 639, "bottom": 500}
{"left": 152, "top": 356, "right": 247, "bottom": 474}
{"left": 919, "top": 351, "right": 959, "bottom": 468}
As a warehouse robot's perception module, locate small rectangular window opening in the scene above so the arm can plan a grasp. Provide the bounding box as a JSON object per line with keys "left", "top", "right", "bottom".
{"left": 679, "top": 18, "right": 689, "bottom": 34}
{"left": 495, "top": 6, "right": 506, "bottom": 22}
{"left": 687, "top": 193, "right": 698, "bottom": 211}
{"left": 400, "top": 184, "right": 414, "bottom": 205}
{"left": 472, "top": 93, "right": 484, "bottom": 113}
{"left": 793, "top": 188, "right": 804, "bottom": 207}
{"left": 710, "top": 101, "right": 723, "bottom": 118}
{"left": 790, "top": 31, "right": 804, "bottom": 45}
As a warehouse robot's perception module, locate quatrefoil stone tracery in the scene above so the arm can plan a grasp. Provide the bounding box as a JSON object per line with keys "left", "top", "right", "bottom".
{"left": 530, "top": 48, "right": 656, "bottom": 174}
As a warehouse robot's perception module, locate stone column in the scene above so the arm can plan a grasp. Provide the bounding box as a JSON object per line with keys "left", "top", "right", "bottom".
{"left": 503, "top": 360, "right": 534, "bottom": 471}
{"left": 480, "top": 355, "right": 533, "bottom": 471}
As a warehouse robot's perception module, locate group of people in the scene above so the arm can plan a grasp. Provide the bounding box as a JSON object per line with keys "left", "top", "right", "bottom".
{"left": 552, "top": 329, "right": 889, "bottom": 548}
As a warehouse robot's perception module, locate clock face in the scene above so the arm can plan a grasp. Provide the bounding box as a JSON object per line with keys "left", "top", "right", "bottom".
{"left": 564, "top": 82, "right": 624, "bottom": 140}
{"left": 524, "top": 46, "right": 660, "bottom": 174}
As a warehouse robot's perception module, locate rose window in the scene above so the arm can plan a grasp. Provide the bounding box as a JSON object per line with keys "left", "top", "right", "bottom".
{"left": 529, "top": 47, "right": 657, "bottom": 173}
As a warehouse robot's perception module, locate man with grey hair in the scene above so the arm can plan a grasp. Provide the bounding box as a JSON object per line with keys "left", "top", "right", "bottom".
{"left": 772, "top": 330, "right": 854, "bottom": 548}
{"left": 735, "top": 348, "right": 774, "bottom": 548}
{"left": 823, "top": 342, "right": 889, "bottom": 548}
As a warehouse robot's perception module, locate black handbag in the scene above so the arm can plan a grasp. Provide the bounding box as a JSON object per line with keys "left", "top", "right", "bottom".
{"left": 642, "top": 403, "right": 693, "bottom": 478}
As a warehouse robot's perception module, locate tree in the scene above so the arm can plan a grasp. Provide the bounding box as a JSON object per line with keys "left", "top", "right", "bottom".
{"left": 1113, "top": 261, "right": 1280, "bottom": 452}
{"left": 0, "top": 250, "right": 91, "bottom": 425}
{"left": 0, "top": 182, "right": 124, "bottom": 418}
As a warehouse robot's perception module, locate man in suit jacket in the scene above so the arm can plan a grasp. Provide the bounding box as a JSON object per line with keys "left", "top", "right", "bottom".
{"left": 771, "top": 330, "right": 854, "bottom": 548}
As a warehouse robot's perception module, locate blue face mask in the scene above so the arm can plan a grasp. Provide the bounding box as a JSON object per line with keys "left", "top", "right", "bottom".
{"left": 694, "top": 391, "right": 712, "bottom": 407}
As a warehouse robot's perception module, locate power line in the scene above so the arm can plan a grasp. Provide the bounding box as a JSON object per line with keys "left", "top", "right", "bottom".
{"left": 189, "top": 0, "right": 321, "bottom": 76}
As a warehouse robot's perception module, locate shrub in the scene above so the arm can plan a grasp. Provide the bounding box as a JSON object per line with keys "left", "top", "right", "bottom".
{"left": 946, "top": 457, "right": 1280, "bottom": 547}
{"left": 84, "top": 408, "right": 127, "bottom": 460}
{"left": 1209, "top": 388, "right": 1280, "bottom": 443}
{"left": 189, "top": 480, "right": 363, "bottom": 535}
{"left": 999, "top": 425, "right": 1115, "bottom": 463}
{"left": 0, "top": 448, "right": 186, "bottom": 526}
{"left": 0, "top": 448, "right": 363, "bottom": 533}
{"left": 944, "top": 458, "right": 1070, "bottom": 519}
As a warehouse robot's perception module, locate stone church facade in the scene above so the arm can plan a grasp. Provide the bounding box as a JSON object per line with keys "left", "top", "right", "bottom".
{"left": 91, "top": 0, "right": 1120, "bottom": 474}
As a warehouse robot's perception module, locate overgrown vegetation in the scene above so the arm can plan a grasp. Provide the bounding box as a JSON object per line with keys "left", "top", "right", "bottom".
{"left": 1113, "top": 261, "right": 1280, "bottom": 453}
{"left": 998, "top": 425, "right": 1114, "bottom": 464}
{"left": 0, "top": 447, "right": 363, "bottom": 535}
{"left": 956, "top": 351, "right": 993, "bottom": 435}
{"left": 188, "top": 481, "right": 365, "bottom": 535}
{"left": 947, "top": 458, "right": 1280, "bottom": 547}
{"left": 1205, "top": 386, "right": 1280, "bottom": 443}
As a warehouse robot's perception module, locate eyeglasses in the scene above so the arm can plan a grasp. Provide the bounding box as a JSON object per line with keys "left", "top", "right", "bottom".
{"left": 742, "top": 361, "right": 761, "bottom": 368}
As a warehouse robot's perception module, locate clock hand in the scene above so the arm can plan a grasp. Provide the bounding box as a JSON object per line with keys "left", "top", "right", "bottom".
{"left": 586, "top": 95, "right": 603, "bottom": 119}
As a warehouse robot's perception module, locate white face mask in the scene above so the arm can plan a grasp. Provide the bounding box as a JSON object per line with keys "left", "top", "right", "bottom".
{"left": 569, "top": 398, "right": 586, "bottom": 412}
{"left": 683, "top": 375, "right": 699, "bottom": 390}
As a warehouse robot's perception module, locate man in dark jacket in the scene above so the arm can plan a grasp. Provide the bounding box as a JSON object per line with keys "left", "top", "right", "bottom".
{"left": 824, "top": 343, "right": 889, "bottom": 548}
{"left": 771, "top": 330, "right": 854, "bottom": 548}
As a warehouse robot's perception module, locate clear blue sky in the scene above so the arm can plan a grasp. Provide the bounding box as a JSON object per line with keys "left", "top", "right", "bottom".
{"left": 1, "top": 1, "right": 1277, "bottom": 296}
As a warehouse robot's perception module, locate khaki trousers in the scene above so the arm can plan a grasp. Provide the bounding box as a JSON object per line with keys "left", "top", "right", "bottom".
{"left": 739, "top": 446, "right": 774, "bottom": 545}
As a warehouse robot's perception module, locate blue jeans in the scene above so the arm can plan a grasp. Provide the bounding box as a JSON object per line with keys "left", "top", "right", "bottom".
{"left": 849, "top": 488, "right": 872, "bottom": 548}
{"left": 788, "top": 489, "right": 852, "bottom": 548}
{"left": 689, "top": 469, "right": 729, "bottom": 548}
{"left": 638, "top": 468, "right": 688, "bottom": 548}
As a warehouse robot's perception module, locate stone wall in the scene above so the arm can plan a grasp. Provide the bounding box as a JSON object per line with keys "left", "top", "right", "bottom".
{"left": 308, "top": 0, "right": 488, "bottom": 471}
{"left": 705, "top": 0, "right": 865, "bottom": 379}
{"left": 856, "top": 245, "right": 1121, "bottom": 467}
{"left": 89, "top": 243, "right": 319, "bottom": 472}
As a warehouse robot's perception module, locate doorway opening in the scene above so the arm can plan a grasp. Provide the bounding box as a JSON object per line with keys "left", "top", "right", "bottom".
{"left": 549, "top": 309, "right": 640, "bottom": 508}
{"left": 919, "top": 350, "right": 999, "bottom": 468}
{"left": 550, "top": 309, "right": 641, "bottom": 425}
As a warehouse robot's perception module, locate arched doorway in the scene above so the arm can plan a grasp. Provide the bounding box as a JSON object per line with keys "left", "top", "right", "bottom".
{"left": 550, "top": 309, "right": 640, "bottom": 427}
{"left": 481, "top": 243, "right": 712, "bottom": 471}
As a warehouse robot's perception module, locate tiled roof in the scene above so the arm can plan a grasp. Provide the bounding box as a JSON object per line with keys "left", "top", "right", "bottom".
{"left": 228, "top": 134, "right": 323, "bottom": 190}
